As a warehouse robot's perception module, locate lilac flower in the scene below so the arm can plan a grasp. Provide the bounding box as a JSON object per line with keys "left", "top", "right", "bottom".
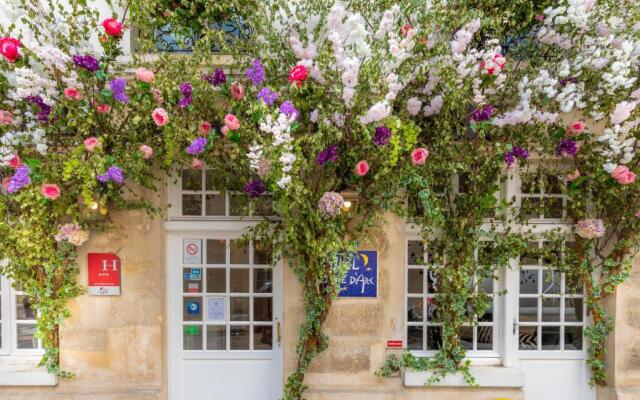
{"left": 178, "top": 82, "right": 192, "bottom": 109}
{"left": 257, "top": 87, "right": 279, "bottom": 105}
{"left": 6, "top": 165, "right": 30, "bottom": 193}
{"left": 504, "top": 151, "right": 516, "bottom": 167}
{"left": 470, "top": 105, "right": 495, "bottom": 122}
{"left": 557, "top": 139, "right": 578, "bottom": 157}
{"left": 246, "top": 59, "right": 265, "bottom": 86}
{"left": 186, "top": 137, "right": 207, "bottom": 155}
{"left": 107, "top": 166, "right": 124, "bottom": 184}
{"left": 373, "top": 125, "right": 392, "bottom": 146}
{"left": 279, "top": 101, "right": 299, "bottom": 120}
{"left": 316, "top": 145, "right": 339, "bottom": 166}
{"left": 97, "top": 166, "right": 124, "bottom": 184}
{"left": 109, "top": 77, "right": 129, "bottom": 104}
{"left": 512, "top": 146, "right": 529, "bottom": 160}
{"left": 25, "top": 96, "right": 52, "bottom": 122}
{"left": 244, "top": 179, "right": 266, "bottom": 198}
{"left": 560, "top": 77, "right": 578, "bottom": 87}
{"left": 202, "top": 68, "right": 226, "bottom": 86}
{"left": 72, "top": 55, "right": 100, "bottom": 72}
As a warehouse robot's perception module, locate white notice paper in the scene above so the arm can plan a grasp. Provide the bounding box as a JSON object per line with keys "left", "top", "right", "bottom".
{"left": 207, "top": 297, "right": 226, "bottom": 322}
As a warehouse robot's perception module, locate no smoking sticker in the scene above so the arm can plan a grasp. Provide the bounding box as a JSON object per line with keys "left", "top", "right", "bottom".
{"left": 183, "top": 239, "right": 202, "bottom": 264}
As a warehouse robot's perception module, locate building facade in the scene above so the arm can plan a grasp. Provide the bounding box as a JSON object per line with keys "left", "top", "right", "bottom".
{"left": 0, "top": 167, "right": 638, "bottom": 400}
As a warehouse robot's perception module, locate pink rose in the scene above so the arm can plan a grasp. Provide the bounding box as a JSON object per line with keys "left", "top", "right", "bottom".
{"left": 224, "top": 114, "right": 240, "bottom": 130}
{"left": 354, "top": 160, "right": 369, "bottom": 177}
{"left": 611, "top": 165, "right": 636, "bottom": 185}
{"left": 41, "top": 184, "right": 61, "bottom": 200}
{"left": 0, "top": 110, "right": 12, "bottom": 125}
{"left": 566, "top": 169, "right": 581, "bottom": 182}
{"left": 64, "top": 88, "right": 82, "bottom": 100}
{"left": 191, "top": 158, "right": 203, "bottom": 170}
{"left": 84, "top": 137, "right": 99, "bottom": 152}
{"left": 152, "top": 108, "right": 169, "bottom": 126}
{"left": 636, "top": 210, "right": 640, "bottom": 219}
{"left": 95, "top": 104, "right": 111, "bottom": 114}
{"left": 0, "top": 37, "right": 21, "bottom": 63}
{"left": 199, "top": 121, "right": 212, "bottom": 135}
{"left": 221, "top": 126, "right": 229, "bottom": 137}
{"left": 135, "top": 67, "right": 155, "bottom": 83}
{"left": 411, "top": 148, "right": 429, "bottom": 165}
{"left": 568, "top": 121, "right": 585, "bottom": 135}
{"left": 231, "top": 81, "right": 245, "bottom": 100}
{"left": 8, "top": 154, "right": 20, "bottom": 169}
{"left": 101, "top": 18, "right": 123, "bottom": 37}
{"left": 139, "top": 144, "right": 153, "bottom": 159}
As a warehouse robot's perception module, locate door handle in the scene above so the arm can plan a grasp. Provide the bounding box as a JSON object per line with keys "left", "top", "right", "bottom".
{"left": 276, "top": 321, "right": 282, "bottom": 345}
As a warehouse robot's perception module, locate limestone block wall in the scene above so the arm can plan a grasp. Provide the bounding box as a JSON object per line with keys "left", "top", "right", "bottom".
{"left": 282, "top": 213, "right": 523, "bottom": 400}
{"left": 0, "top": 191, "right": 167, "bottom": 400}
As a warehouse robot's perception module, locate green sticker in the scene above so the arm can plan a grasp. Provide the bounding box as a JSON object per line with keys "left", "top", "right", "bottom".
{"left": 184, "top": 326, "right": 199, "bottom": 336}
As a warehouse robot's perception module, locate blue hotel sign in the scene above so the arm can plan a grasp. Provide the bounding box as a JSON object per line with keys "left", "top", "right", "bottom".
{"left": 339, "top": 251, "right": 377, "bottom": 298}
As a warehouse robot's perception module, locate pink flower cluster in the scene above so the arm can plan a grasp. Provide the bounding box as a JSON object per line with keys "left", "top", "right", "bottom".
{"left": 54, "top": 223, "right": 89, "bottom": 246}
{"left": 611, "top": 166, "right": 636, "bottom": 185}
{"left": 318, "top": 192, "right": 344, "bottom": 218}
{"left": 575, "top": 219, "right": 606, "bottom": 240}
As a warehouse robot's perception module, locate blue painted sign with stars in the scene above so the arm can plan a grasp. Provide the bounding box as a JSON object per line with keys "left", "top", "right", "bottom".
{"left": 339, "top": 251, "right": 377, "bottom": 298}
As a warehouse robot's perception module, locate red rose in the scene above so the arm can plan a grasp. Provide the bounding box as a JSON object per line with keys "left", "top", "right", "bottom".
{"left": 8, "top": 154, "right": 21, "bottom": 169}
{"left": 288, "top": 65, "right": 309, "bottom": 87}
{"left": 0, "top": 37, "right": 21, "bottom": 63}
{"left": 101, "top": 18, "right": 124, "bottom": 37}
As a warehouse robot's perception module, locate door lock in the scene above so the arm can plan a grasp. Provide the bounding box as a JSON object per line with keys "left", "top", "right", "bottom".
{"left": 276, "top": 321, "right": 282, "bottom": 345}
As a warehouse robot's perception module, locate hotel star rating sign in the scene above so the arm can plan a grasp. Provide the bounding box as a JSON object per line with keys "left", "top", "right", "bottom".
{"left": 88, "top": 253, "right": 121, "bottom": 295}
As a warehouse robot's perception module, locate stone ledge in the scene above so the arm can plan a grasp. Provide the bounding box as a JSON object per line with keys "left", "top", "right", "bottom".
{"left": 0, "top": 356, "right": 57, "bottom": 386}
{"left": 402, "top": 366, "right": 525, "bottom": 388}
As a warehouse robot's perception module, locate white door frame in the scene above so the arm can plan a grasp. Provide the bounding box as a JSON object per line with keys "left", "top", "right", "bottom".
{"left": 166, "top": 221, "right": 284, "bottom": 400}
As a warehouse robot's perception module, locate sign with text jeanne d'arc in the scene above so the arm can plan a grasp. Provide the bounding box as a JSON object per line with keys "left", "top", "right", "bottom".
{"left": 88, "top": 253, "right": 121, "bottom": 296}
{"left": 339, "top": 250, "right": 377, "bottom": 298}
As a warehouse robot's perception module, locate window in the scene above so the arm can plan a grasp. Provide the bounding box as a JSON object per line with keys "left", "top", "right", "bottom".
{"left": 0, "top": 276, "right": 43, "bottom": 355}
{"left": 518, "top": 240, "right": 585, "bottom": 351}
{"left": 518, "top": 170, "right": 567, "bottom": 221}
{"left": 181, "top": 239, "right": 274, "bottom": 351}
{"left": 405, "top": 240, "right": 499, "bottom": 356}
{"left": 176, "top": 168, "right": 271, "bottom": 218}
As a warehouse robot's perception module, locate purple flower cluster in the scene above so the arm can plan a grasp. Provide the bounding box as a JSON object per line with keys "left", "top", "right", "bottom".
{"left": 109, "top": 77, "right": 129, "bottom": 104}
{"left": 316, "top": 145, "right": 339, "bottom": 166}
{"left": 244, "top": 179, "right": 266, "bottom": 198}
{"left": 257, "top": 87, "right": 279, "bottom": 105}
{"left": 246, "top": 59, "right": 265, "bottom": 86}
{"left": 26, "top": 96, "right": 52, "bottom": 122}
{"left": 279, "top": 101, "right": 299, "bottom": 120}
{"left": 557, "top": 139, "right": 578, "bottom": 157}
{"left": 6, "top": 165, "right": 30, "bottom": 193}
{"left": 504, "top": 146, "right": 529, "bottom": 167}
{"left": 202, "top": 68, "right": 226, "bottom": 86}
{"left": 72, "top": 55, "right": 100, "bottom": 72}
{"left": 560, "top": 77, "right": 579, "bottom": 87}
{"left": 186, "top": 137, "right": 207, "bottom": 155}
{"left": 373, "top": 125, "right": 392, "bottom": 145}
{"left": 178, "top": 82, "right": 193, "bottom": 109}
{"left": 470, "top": 105, "right": 495, "bottom": 122}
{"left": 97, "top": 166, "right": 124, "bottom": 184}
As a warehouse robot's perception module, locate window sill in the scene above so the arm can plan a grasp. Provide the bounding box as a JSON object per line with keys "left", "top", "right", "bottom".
{"left": 402, "top": 366, "right": 525, "bottom": 388}
{"left": 0, "top": 356, "right": 57, "bottom": 386}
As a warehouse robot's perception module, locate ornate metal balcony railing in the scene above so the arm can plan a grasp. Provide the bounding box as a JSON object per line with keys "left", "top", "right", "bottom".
{"left": 154, "top": 18, "right": 252, "bottom": 53}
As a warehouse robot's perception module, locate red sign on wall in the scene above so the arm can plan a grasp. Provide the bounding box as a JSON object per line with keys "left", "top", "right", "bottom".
{"left": 88, "top": 253, "right": 121, "bottom": 296}
{"left": 386, "top": 340, "right": 404, "bottom": 348}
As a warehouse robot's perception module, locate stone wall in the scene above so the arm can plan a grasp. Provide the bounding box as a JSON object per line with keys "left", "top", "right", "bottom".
{"left": 0, "top": 190, "right": 166, "bottom": 400}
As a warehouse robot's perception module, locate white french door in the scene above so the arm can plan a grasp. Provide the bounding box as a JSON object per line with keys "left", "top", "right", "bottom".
{"left": 167, "top": 229, "right": 283, "bottom": 400}
{"left": 511, "top": 240, "right": 594, "bottom": 400}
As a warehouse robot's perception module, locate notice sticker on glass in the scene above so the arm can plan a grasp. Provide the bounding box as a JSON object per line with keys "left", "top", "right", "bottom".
{"left": 183, "top": 239, "right": 202, "bottom": 264}
{"left": 207, "top": 297, "right": 226, "bottom": 322}
{"left": 190, "top": 268, "right": 202, "bottom": 281}
{"left": 184, "top": 326, "right": 199, "bottom": 336}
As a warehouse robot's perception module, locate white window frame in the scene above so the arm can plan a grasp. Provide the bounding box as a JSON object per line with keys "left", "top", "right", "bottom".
{"left": 168, "top": 168, "right": 271, "bottom": 221}
{"left": 0, "top": 276, "right": 43, "bottom": 356}
{"left": 404, "top": 165, "right": 587, "bottom": 367}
